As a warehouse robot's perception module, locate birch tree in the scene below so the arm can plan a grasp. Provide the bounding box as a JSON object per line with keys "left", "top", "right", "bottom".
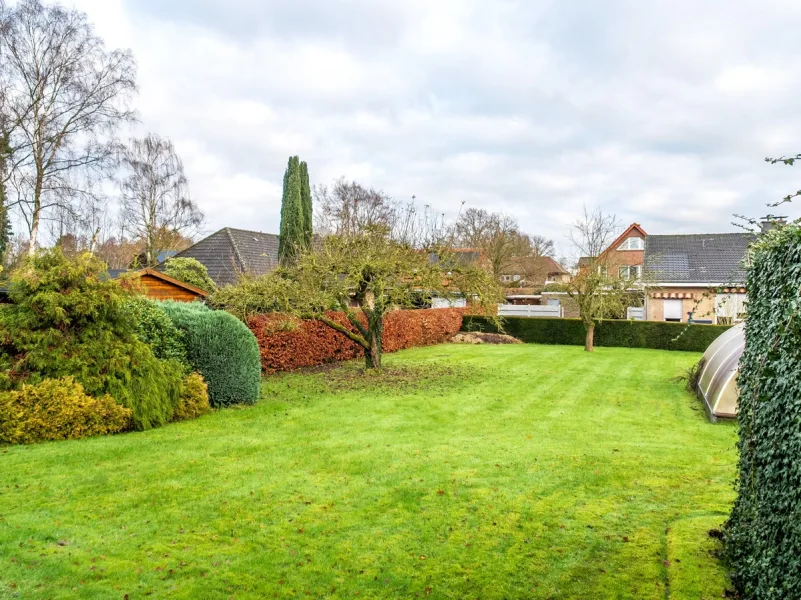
{"left": 0, "top": 0, "right": 137, "bottom": 253}
{"left": 119, "top": 134, "right": 203, "bottom": 267}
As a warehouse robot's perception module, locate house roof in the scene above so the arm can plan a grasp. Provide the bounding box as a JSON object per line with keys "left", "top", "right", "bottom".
{"left": 644, "top": 233, "right": 756, "bottom": 284}
{"left": 600, "top": 223, "right": 647, "bottom": 258}
{"left": 163, "top": 228, "right": 280, "bottom": 287}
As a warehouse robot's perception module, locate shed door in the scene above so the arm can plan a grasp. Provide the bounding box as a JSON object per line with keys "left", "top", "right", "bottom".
{"left": 664, "top": 299, "right": 683, "bottom": 322}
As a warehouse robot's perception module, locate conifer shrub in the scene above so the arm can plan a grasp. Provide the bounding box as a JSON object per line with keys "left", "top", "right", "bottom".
{"left": 0, "top": 249, "right": 184, "bottom": 430}
{"left": 160, "top": 302, "right": 261, "bottom": 407}
{"left": 172, "top": 373, "right": 211, "bottom": 422}
{"left": 162, "top": 257, "right": 217, "bottom": 292}
{"left": 725, "top": 225, "right": 801, "bottom": 598}
{"left": 127, "top": 297, "right": 190, "bottom": 371}
{"left": 0, "top": 377, "right": 132, "bottom": 445}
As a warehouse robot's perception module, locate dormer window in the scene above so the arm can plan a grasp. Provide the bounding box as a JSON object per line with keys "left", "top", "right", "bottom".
{"left": 618, "top": 237, "right": 644, "bottom": 251}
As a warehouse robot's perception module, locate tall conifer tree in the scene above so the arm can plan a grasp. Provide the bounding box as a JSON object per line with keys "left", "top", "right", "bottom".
{"left": 299, "top": 160, "right": 312, "bottom": 249}
{"left": 278, "top": 156, "right": 303, "bottom": 264}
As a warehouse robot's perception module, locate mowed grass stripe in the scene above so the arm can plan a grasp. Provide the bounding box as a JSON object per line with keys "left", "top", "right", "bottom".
{"left": 0, "top": 344, "right": 735, "bottom": 599}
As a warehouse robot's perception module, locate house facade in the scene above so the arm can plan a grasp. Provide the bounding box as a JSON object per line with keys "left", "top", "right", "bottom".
{"left": 643, "top": 233, "right": 754, "bottom": 324}
{"left": 581, "top": 223, "right": 647, "bottom": 280}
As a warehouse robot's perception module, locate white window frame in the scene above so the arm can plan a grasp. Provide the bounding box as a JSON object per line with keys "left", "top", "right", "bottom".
{"left": 618, "top": 265, "right": 641, "bottom": 279}
{"left": 618, "top": 237, "right": 644, "bottom": 251}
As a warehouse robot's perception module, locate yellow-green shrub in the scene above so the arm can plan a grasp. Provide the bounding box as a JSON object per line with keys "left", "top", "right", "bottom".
{"left": 0, "top": 377, "right": 132, "bottom": 445}
{"left": 172, "top": 373, "right": 212, "bottom": 422}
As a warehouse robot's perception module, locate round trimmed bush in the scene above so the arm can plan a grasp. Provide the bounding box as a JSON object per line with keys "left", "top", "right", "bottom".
{"left": 126, "top": 298, "right": 190, "bottom": 371}
{"left": 160, "top": 302, "right": 261, "bottom": 407}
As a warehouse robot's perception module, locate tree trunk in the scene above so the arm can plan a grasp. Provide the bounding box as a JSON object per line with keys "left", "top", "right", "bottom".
{"left": 585, "top": 323, "right": 595, "bottom": 352}
{"left": 364, "top": 314, "right": 383, "bottom": 369}
{"left": 365, "top": 334, "right": 382, "bottom": 369}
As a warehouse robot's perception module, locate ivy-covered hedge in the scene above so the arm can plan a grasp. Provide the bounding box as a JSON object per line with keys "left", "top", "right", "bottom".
{"left": 725, "top": 225, "right": 801, "bottom": 598}
{"left": 160, "top": 302, "right": 261, "bottom": 407}
{"left": 463, "top": 316, "right": 730, "bottom": 352}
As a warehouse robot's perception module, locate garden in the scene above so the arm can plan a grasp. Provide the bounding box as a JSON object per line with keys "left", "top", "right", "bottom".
{"left": 1, "top": 342, "right": 736, "bottom": 599}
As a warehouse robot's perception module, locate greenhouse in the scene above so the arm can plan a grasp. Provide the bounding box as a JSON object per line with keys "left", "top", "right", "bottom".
{"left": 696, "top": 323, "right": 744, "bottom": 420}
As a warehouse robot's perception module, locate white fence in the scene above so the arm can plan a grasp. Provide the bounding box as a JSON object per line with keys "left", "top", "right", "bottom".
{"left": 498, "top": 304, "right": 562, "bottom": 318}
{"left": 626, "top": 306, "right": 645, "bottom": 321}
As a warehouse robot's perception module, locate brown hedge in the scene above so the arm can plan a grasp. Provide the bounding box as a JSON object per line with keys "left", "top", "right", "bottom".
{"left": 248, "top": 308, "right": 464, "bottom": 373}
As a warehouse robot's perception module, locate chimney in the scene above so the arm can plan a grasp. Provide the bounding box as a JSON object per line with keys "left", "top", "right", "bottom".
{"left": 760, "top": 216, "right": 787, "bottom": 233}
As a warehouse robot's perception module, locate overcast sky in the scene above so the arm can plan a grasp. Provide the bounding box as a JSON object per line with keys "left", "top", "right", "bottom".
{"left": 71, "top": 0, "right": 801, "bottom": 256}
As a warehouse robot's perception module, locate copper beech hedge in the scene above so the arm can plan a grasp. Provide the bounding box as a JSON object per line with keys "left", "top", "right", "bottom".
{"left": 247, "top": 308, "right": 465, "bottom": 373}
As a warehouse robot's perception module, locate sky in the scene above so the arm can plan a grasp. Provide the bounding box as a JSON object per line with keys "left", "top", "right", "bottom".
{"left": 68, "top": 0, "right": 801, "bottom": 256}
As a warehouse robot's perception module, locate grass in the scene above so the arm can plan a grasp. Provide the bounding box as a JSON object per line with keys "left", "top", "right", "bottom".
{"left": 0, "top": 344, "right": 737, "bottom": 599}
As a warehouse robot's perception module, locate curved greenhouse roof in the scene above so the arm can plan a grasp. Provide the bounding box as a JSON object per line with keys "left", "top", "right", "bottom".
{"left": 696, "top": 323, "right": 744, "bottom": 420}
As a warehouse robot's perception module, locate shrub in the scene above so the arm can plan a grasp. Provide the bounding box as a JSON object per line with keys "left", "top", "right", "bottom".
{"left": 0, "top": 377, "right": 132, "bottom": 445}
{"left": 172, "top": 373, "right": 211, "bottom": 422}
{"left": 725, "top": 225, "right": 801, "bottom": 598}
{"left": 126, "top": 297, "right": 190, "bottom": 371}
{"left": 462, "top": 316, "right": 730, "bottom": 353}
{"left": 0, "top": 249, "right": 184, "bottom": 430}
{"left": 162, "top": 257, "right": 217, "bottom": 292}
{"left": 248, "top": 308, "right": 464, "bottom": 373}
{"left": 161, "top": 302, "right": 261, "bottom": 406}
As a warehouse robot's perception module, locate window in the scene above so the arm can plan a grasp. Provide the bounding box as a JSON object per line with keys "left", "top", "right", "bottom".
{"left": 513, "top": 274, "right": 521, "bottom": 282}
{"left": 501, "top": 275, "right": 512, "bottom": 282}
{"left": 619, "top": 265, "right": 642, "bottom": 279}
{"left": 618, "top": 237, "right": 644, "bottom": 251}
{"left": 597, "top": 265, "right": 608, "bottom": 277}
{"left": 663, "top": 299, "right": 683, "bottom": 322}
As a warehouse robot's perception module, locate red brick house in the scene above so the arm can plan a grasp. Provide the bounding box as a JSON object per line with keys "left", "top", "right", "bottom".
{"left": 579, "top": 223, "right": 647, "bottom": 280}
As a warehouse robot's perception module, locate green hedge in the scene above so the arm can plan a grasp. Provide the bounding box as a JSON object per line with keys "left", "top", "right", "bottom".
{"left": 463, "top": 316, "right": 730, "bottom": 352}
{"left": 127, "top": 298, "right": 190, "bottom": 372}
{"left": 160, "top": 302, "right": 261, "bottom": 407}
{"left": 725, "top": 226, "right": 801, "bottom": 598}
{"left": 0, "top": 249, "right": 183, "bottom": 430}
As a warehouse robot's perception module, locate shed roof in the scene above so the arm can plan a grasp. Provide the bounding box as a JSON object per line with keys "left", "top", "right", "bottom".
{"left": 644, "top": 233, "right": 755, "bottom": 284}
{"left": 163, "top": 228, "right": 280, "bottom": 287}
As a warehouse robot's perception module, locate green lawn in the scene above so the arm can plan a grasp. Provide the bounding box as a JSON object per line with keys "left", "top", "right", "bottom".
{"left": 0, "top": 344, "right": 737, "bottom": 599}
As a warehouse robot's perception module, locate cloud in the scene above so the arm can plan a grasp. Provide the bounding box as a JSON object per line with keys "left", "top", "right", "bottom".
{"left": 69, "top": 0, "right": 801, "bottom": 256}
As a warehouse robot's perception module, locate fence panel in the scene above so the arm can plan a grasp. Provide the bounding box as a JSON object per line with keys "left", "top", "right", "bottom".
{"left": 498, "top": 304, "right": 563, "bottom": 318}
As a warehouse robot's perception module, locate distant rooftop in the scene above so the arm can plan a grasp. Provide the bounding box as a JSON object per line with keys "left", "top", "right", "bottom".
{"left": 644, "top": 232, "right": 756, "bottom": 284}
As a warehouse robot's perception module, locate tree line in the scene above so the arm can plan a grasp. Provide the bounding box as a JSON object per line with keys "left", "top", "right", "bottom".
{"left": 0, "top": 0, "right": 204, "bottom": 269}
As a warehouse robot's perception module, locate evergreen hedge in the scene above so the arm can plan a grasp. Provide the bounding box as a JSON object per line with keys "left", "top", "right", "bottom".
{"left": 0, "top": 249, "right": 183, "bottom": 430}
{"left": 463, "top": 316, "right": 730, "bottom": 352}
{"left": 725, "top": 225, "right": 801, "bottom": 598}
{"left": 127, "top": 298, "right": 190, "bottom": 371}
{"left": 160, "top": 302, "right": 261, "bottom": 407}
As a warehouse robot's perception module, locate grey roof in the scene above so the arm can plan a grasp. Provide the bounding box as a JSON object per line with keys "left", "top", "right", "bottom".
{"left": 644, "top": 233, "right": 756, "bottom": 284}
{"left": 162, "top": 228, "right": 280, "bottom": 287}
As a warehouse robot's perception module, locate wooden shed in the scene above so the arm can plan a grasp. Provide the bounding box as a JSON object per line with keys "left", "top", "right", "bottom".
{"left": 123, "top": 268, "right": 209, "bottom": 302}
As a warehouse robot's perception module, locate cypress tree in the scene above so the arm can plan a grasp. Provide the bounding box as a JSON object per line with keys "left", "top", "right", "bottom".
{"left": 278, "top": 156, "right": 303, "bottom": 265}
{"left": 299, "top": 161, "right": 312, "bottom": 249}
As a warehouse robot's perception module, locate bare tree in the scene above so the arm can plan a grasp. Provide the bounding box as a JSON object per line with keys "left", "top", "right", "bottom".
{"left": 314, "top": 179, "right": 399, "bottom": 237}
{"left": 567, "top": 206, "right": 621, "bottom": 260}
{"left": 0, "top": 0, "right": 137, "bottom": 254}
{"left": 119, "top": 134, "right": 203, "bottom": 267}
{"left": 455, "top": 208, "right": 532, "bottom": 278}
{"left": 565, "top": 206, "right": 633, "bottom": 352}
{"left": 528, "top": 234, "right": 555, "bottom": 258}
